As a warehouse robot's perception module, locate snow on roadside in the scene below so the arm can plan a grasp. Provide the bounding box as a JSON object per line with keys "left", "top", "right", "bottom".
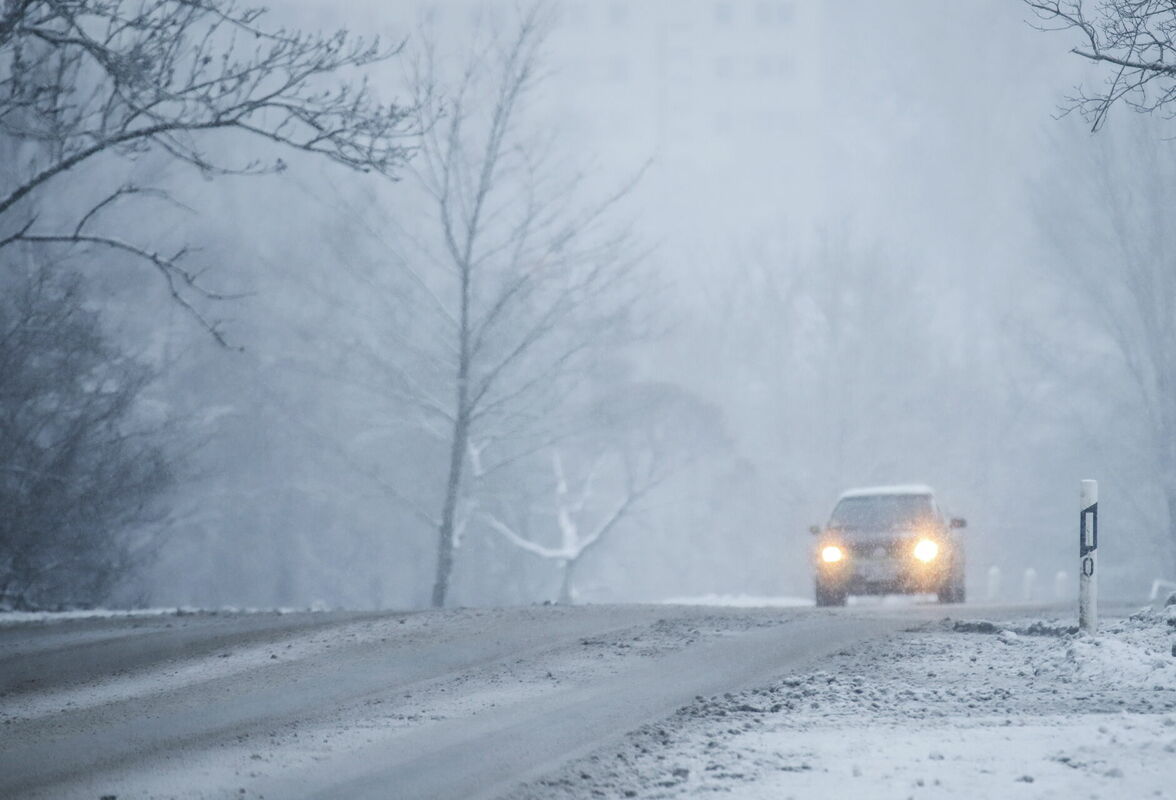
{"left": 517, "top": 607, "right": 1176, "bottom": 799}
{"left": 0, "top": 606, "right": 324, "bottom": 626}
{"left": 0, "top": 607, "right": 189, "bottom": 625}
{"left": 1033, "top": 606, "right": 1176, "bottom": 689}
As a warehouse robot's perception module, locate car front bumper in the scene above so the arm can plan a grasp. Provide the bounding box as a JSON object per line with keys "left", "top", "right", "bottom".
{"left": 816, "top": 556, "right": 952, "bottom": 595}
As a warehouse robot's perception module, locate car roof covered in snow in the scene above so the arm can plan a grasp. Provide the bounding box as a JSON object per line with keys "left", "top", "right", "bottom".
{"left": 837, "top": 484, "right": 935, "bottom": 499}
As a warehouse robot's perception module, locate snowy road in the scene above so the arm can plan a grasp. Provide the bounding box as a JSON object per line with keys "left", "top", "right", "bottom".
{"left": 1, "top": 602, "right": 1166, "bottom": 799}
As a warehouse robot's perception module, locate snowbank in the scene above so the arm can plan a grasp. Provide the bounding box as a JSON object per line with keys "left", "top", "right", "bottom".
{"left": 520, "top": 607, "right": 1176, "bottom": 798}
{"left": 0, "top": 606, "right": 322, "bottom": 626}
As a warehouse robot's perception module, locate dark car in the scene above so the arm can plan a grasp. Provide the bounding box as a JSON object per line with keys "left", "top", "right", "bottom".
{"left": 811, "top": 485, "right": 966, "bottom": 606}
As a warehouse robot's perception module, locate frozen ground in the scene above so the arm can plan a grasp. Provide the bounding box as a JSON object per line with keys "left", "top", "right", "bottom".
{"left": 517, "top": 605, "right": 1176, "bottom": 799}
{"left": 2, "top": 602, "right": 1171, "bottom": 799}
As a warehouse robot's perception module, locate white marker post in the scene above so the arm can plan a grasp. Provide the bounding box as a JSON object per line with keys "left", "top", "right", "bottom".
{"left": 1079, "top": 479, "right": 1098, "bottom": 634}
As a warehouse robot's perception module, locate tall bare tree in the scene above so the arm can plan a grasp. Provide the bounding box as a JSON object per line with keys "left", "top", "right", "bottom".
{"left": 0, "top": 0, "right": 413, "bottom": 340}
{"left": 1035, "top": 122, "right": 1176, "bottom": 570}
{"left": 1028, "top": 0, "right": 1176, "bottom": 130}
{"left": 347, "top": 10, "right": 643, "bottom": 607}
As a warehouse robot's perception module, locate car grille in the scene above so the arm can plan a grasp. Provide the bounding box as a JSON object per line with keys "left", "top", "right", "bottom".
{"left": 846, "top": 538, "right": 908, "bottom": 558}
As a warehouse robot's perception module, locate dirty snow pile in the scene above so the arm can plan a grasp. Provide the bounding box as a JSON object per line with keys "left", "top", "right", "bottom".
{"left": 517, "top": 607, "right": 1176, "bottom": 799}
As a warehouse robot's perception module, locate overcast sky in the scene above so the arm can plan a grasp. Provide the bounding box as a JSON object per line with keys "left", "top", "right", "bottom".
{"left": 275, "top": 1, "right": 1082, "bottom": 268}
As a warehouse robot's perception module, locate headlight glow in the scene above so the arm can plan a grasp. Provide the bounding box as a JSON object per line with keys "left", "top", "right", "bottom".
{"left": 821, "top": 545, "right": 844, "bottom": 563}
{"left": 913, "top": 539, "right": 939, "bottom": 562}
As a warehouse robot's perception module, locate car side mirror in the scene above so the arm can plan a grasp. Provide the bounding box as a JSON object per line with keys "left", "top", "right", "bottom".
{"left": 950, "top": 517, "right": 967, "bottom": 529}
{"left": 809, "top": 525, "right": 821, "bottom": 536}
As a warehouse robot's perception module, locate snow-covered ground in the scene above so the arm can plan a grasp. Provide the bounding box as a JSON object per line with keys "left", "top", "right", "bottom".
{"left": 518, "top": 605, "right": 1176, "bottom": 799}
{"left": 5, "top": 602, "right": 1173, "bottom": 798}
{"left": 0, "top": 606, "right": 325, "bottom": 625}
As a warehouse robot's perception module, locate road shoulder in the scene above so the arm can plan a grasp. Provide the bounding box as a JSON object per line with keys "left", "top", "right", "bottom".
{"left": 512, "top": 606, "right": 1176, "bottom": 799}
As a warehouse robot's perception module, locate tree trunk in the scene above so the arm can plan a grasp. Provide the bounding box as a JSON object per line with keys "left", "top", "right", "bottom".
{"left": 558, "top": 557, "right": 577, "bottom": 604}
{"left": 431, "top": 408, "right": 469, "bottom": 608}
{"left": 1163, "top": 449, "right": 1176, "bottom": 575}
{"left": 1157, "top": 409, "right": 1176, "bottom": 576}
{"left": 1164, "top": 489, "right": 1176, "bottom": 571}
{"left": 431, "top": 234, "right": 473, "bottom": 608}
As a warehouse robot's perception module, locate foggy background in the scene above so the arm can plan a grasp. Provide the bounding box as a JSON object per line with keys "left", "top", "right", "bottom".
{"left": 5, "top": 0, "right": 1174, "bottom": 610}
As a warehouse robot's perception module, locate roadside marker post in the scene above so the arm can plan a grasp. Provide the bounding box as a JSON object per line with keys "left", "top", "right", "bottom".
{"left": 1079, "top": 479, "right": 1098, "bottom": 634}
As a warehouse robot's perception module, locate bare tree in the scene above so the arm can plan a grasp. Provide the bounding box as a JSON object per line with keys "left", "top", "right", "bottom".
{"left": 1027, "top": 0, "right": 1176, "bottom": 130}
{"left": 344, "top": 10, "right": 643, "bottom": 607}
{"left": 0, "top": 260, "right": 170, "bottom": 609}
{"left": 483, "top": 450, "right": 653, "bottom": 604}
{"left": 0, "top": 0, "right": 413, "bottom": 340}
{"left": 482, "top": 380, "right": 722, "bottom": 604}
{"left": 1035, "top": 121, "right": 1176, "bottom": 570}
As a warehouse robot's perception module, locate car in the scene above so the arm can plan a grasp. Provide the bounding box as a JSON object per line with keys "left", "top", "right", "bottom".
{"left": 810, "top": 485, "right": 966, "bottom": 606}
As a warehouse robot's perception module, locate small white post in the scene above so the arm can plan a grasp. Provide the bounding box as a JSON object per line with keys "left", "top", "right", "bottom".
{"left": 1079, "top": 479, "right": 1098, "bottom": 634}
{"left": 1053, "top": 570, "right": 1069, "bottom": 601}
{"left": 1022, "top": 567, "right": 1038, "bottom": 602}
{"left": 986, "top": 565, "right": 1002, "bottom": 602}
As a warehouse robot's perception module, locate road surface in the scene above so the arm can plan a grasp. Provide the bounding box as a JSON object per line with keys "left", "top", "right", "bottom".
{"left": 0, "top": 602, "right": 1078, "bottom": 799}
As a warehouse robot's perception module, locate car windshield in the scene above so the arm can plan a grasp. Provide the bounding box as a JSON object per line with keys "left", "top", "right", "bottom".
{"left": 830, "top": 494, "right": 936, "bottom": 530}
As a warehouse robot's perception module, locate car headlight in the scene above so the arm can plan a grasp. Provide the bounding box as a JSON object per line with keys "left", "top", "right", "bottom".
{"left": 913, "top": 539, "right": 939, "bottom": 562}
{"left": 821, "top": 545, "right": 845, "bottom": 563}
